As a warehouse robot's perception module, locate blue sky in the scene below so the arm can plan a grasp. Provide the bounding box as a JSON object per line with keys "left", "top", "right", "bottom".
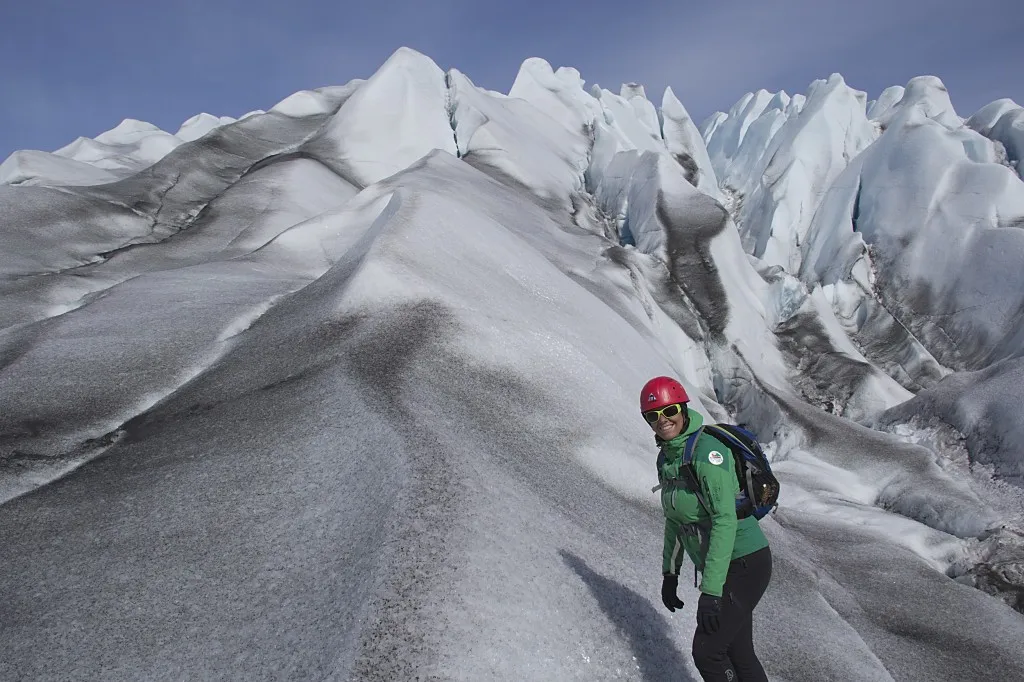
{"left": 2, "top": 0, "right": 1021, "bottom": 158}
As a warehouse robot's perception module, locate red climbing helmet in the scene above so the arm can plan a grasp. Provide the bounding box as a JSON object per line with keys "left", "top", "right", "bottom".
{"left": 639, "top": 376, "right": 689, "bottom": 412}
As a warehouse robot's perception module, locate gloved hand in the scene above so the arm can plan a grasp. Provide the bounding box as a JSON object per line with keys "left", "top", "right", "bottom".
{"left": 696, "top": 593, "right": 722, "bottom": 634}
{"left": 661, "top": 574, "right": 685, "bottom": 612}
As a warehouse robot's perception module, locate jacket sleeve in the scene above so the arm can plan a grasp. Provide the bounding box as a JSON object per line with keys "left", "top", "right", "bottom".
{"left": 695, "top": 443, "right": 739, "bottom": 596}
{"left": 663, "top": 517, "right": 685, "bottom": 575}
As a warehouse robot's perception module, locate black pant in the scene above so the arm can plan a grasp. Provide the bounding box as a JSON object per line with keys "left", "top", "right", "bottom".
{"left": 692, "top": 546, "right": 772, "bottom": 682}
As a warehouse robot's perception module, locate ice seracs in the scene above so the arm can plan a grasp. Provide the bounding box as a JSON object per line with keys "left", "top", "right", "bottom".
{"left": 703, "top": 70, "right": 1024, "bottom": 503}
{"left": 800, "top": 77, "right": 1024, "bottom": 373}
{"left": 728, "top": 74, "right": 877, "bottom": 272}
{"left": 701, "top": 89, "right": 777, "bottom": 175}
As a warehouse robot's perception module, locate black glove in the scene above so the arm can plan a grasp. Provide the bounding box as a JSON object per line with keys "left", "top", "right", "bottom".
{"left": 696, "top": 593, "right": 722, "bottom": 634}
{"left": 661, "top": 574, "right": 685, "bottom": 612}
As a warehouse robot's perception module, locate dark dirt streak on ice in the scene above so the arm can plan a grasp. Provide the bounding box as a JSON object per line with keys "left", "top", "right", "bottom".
{"left": 603, "top": 217, "right": 706, "bottom": 346}
{"left": 672, "top": 153, "right": 700, "bottom": 188}
{"left": 648, "top": 264, "right": 707, "bottom": 344}
{"left": 79, "top": 110, "right": 338, "bottom": 237}
{"left": 883, "top": 275, "right": 978, "bottom": 371}
{"left": 844, "top": 294, "right": 947, "bottom": 392}
{"left": 869, "top": 242, "right": 1024, "bottom": 372}
{"left": 343, "top": 302, "right": 470, "bottom": 681}
{"left": 656, "top": 189, "right": 730, "bottom": 340}
{"left": 773, "top": 308, "right": 873, "bottom": 415}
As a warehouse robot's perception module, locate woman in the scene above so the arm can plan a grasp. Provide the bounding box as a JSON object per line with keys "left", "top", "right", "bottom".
{"left": 641, "top": 376, "right": 772, "bottom": 682}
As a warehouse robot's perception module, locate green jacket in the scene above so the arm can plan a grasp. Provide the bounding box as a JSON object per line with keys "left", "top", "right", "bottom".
{"left": 658, "top": 408, "right": 769, "bottom": 597}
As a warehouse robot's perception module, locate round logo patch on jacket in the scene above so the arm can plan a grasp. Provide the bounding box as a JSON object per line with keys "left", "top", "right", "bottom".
{"left": 708, "top": 451, "right": 724, "bottom": 465}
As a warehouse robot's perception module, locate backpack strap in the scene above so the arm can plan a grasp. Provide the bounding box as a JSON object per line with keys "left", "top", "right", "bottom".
{"left": 683, "top": 426, "right": 703, "bottom": 463}
{"left": 704, "top": 424, "right": 760, "bottom": 505}
{"left": 682, "top": 426, "right": 712, "bottom": 588}
{"left": 682, "top": 426, "right": 711, "bottom": 515}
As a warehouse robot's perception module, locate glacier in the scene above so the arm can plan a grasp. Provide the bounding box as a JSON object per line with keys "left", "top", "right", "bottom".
{"left": 1, "top": 46, "right": 1023, "bottom": 680}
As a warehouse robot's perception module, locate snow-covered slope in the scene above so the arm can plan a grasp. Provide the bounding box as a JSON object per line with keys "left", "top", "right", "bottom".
{"left": 2, "top": 48, "right": 1023, "bottom": 681}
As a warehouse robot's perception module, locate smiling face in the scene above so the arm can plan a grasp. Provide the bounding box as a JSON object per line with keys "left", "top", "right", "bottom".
{"left": 643, "top": 403, "right": 688, "bottom": 441}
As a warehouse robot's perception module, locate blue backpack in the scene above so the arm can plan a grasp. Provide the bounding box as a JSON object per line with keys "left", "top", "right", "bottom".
{"left": 656, "top": 423, "right": 780, "bottom": 520}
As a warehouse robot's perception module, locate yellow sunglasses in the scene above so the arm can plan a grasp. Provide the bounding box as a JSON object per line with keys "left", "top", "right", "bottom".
{"left": 642, "top": 403, "right": 684, "bottom": 423}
